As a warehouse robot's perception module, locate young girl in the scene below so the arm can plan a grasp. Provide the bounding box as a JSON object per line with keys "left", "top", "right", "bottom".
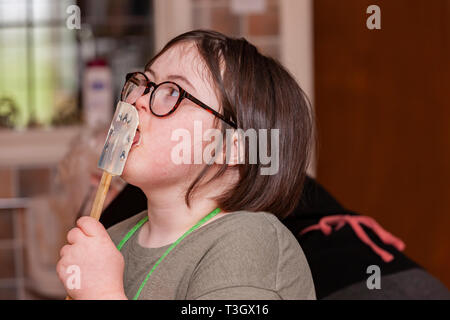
{"left": 57, "top": 30, "right": 316, "bottom": 300}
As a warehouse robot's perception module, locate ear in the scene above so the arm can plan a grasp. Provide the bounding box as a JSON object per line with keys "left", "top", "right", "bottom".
{"left": 225, "top": 130, "right": 245, "bottom": 166}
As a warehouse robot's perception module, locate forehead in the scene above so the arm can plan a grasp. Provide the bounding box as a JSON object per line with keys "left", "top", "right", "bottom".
{"left": 146, "top": 43, "right": 208, "bottom": 82}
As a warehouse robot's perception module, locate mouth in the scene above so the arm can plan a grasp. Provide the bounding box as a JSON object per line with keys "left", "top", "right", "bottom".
{"left": 132, "top": 127, "right": 141, "bottom": 147}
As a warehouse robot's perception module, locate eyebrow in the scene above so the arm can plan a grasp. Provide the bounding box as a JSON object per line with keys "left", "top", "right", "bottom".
{"left": 146, "top": 68, "right": 197, "bottom": 94}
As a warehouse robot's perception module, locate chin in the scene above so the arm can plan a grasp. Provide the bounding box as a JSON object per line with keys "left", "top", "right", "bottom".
{"left": 120, "top": 162, "right": 156, "bottom": 189}
{"left": 121, "top": 148, "right": 192, "bottom": 189}
{"left": 120, "top": 161, "right": 139, "bottom": 185}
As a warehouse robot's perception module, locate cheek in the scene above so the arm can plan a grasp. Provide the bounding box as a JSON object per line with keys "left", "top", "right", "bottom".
{"left": 122, "top": 110, "right": 216, "bottom": 186}
{"left": 156, "top": 108, "right": 216, "bottom": 159}
{"left": 122, "top": 143, "right": 187, "bottom": 187}
{"left": 126, "top": 133, "right": 186, "bottom": 181}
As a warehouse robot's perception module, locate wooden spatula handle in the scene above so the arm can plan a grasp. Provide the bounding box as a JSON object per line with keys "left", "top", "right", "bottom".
{"left": 88, "top": 171, "right": 113, "bottom": 220}
{"left": 65, "top": 171, "right": 113, "bottom": 300}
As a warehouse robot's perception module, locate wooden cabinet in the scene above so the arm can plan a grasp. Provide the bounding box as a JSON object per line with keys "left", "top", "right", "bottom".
{"left": 314, "top": 0, "right": 450, "bottom": 287}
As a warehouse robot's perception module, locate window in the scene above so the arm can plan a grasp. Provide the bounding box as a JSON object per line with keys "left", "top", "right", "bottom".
{"left": 0, "top": 0, "right": 78, "bottom": 128}
{"left": 0, "top": 0, "right": 154, "bottom": 129}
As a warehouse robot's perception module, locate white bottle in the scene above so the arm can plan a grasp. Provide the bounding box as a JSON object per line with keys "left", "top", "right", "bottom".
{"left": 82, "top": 58, "right": 113, "bottom": 127}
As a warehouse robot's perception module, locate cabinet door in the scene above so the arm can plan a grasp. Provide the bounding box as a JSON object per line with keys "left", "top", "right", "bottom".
{"left": 314, "top": 0, "right": 450, "bottom": 287}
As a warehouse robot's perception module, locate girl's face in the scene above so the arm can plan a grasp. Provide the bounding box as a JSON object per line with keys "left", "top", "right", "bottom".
{"left": 121, "top": 43, "right": 222, "bottom": 191}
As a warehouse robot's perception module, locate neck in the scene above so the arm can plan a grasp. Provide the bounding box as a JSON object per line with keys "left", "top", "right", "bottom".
{"left": 138, "top": 184, "right": 221, "bottom": 248}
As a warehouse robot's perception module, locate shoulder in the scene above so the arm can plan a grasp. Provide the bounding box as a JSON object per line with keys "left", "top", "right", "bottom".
{"left": 106, "top": 210, "right": 147, "bottom": 247}
{"left": 213, "top": 210, "right": 289, "bottom": 237}
{"left": 186, "top": 210, "right": 315, "bottom": 299}
{"left": 209, "top": 211, "right": 304, "bottom": 258}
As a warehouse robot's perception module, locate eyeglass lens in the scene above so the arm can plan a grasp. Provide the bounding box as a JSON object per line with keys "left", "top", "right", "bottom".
{"left": 122, "top": 74, "right": 181, "bottom": 116}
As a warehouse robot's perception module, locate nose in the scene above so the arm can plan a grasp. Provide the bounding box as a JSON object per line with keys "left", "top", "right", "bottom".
{"left": 134, "top": 92, "right": 151, "bottom": 114}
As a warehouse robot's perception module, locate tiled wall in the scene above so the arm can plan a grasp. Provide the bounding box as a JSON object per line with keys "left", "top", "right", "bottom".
{"left": 0, "top": 168, "right": 15, "bottom": 198}
{"left": 192, "top": 0, "right": 281, "bottom": 60}
{"left": 0, "top": 166, "right": 55, "bottom": 299}
{"left": 0, "top": 167, "right": 54, "bottom": 198}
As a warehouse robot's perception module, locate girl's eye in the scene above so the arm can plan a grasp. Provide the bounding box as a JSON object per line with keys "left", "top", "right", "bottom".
{"left": 169, "top": 89, "right": 179, "bottom": 97}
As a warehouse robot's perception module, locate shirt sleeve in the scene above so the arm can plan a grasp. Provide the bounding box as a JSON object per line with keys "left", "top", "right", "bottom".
{"left": 185, "top": 212, "right": 316, "bottom": 300}
{"left": 186, "top": 214, "right": 281, "bottom": 299}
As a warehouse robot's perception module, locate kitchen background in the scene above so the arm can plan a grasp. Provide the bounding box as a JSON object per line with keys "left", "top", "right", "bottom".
{"left": 0, "top": 0, "right": 449, "bottom": 299}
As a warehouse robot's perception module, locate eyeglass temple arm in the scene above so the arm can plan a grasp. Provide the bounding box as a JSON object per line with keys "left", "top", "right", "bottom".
{"left": 185, "top": 93, "right": 237, "bottom": 128}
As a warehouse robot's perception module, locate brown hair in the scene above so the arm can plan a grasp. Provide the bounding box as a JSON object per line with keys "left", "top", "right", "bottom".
{"left": 146, "top": 30, "right": 314, "bottom": 219}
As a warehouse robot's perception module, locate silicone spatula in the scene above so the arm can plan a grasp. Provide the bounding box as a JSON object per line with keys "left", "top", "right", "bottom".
{"left": 92, "top": 101, "right": 139, "bottom": 219}
{"left": 65, "top": 101, "right": 139, "bottom": 299}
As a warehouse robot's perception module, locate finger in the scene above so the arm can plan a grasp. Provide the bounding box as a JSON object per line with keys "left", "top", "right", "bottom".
{"left": 67, "top": 227, "right": 85, "bottom": 244}
{"left": 77, "top": 216, "right": 108, "bottom": 238}
{"left": 59, "top": 244, "right": 71, "bottom": 257}
{"left": 56, "top": 259, "right": 67, "bottom": 281}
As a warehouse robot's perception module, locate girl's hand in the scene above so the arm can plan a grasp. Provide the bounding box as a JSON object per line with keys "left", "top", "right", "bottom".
{"left": 57, "top": 216, "right": 127, "bottom": 300}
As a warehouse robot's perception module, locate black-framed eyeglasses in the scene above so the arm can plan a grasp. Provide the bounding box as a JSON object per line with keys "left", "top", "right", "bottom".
{"left": 121, "top": 72, "right": 237, "bottom": 129}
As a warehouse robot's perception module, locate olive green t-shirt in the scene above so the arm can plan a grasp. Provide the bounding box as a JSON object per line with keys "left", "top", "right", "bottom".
{"left": 107, "top": 210, "right": 316, "bottom": 300}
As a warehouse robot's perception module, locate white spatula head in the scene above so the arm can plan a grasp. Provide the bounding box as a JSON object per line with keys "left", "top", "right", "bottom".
{"left": 98, "top": 101, "right": 139, "bottom": 176}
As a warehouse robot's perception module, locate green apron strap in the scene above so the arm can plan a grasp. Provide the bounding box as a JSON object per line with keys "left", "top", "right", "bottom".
{"left": 115, "top": 207, "right": 221, "bottom": 300}
{"left": 116, "top": 216, "right": 149, "bottom": 251}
